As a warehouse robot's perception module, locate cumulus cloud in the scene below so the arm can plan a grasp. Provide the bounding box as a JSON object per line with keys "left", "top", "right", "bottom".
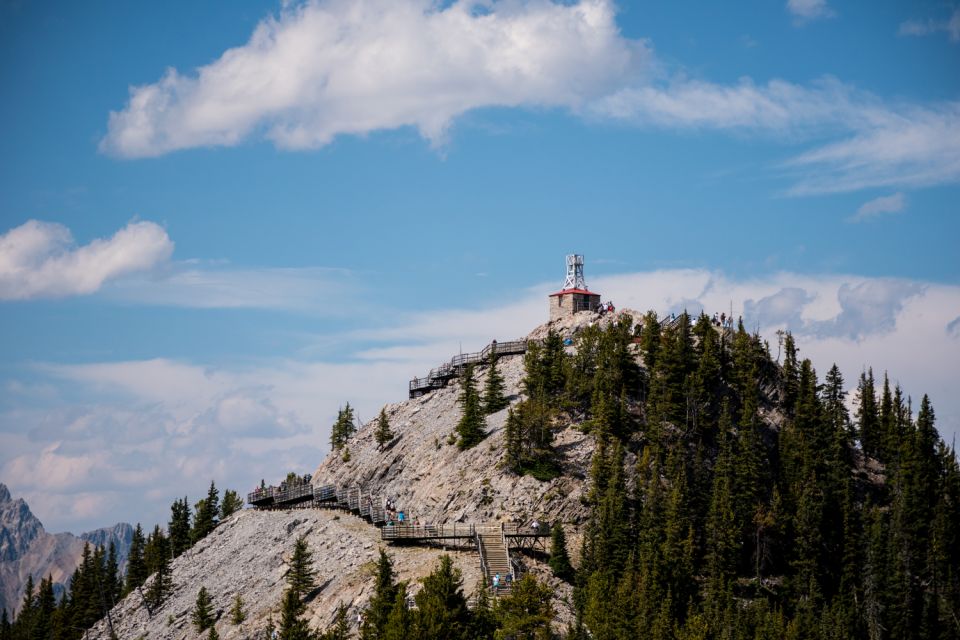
{"left": 850, "top": 192, "right": 906, "bottom": 223}
{"left": 787, "top": 0, "right": 835, "bottom": 23}
{"left": 5, "top": 268, "right": 959, "bottom": 533}
{"left": 0, "top": 220, "right": 173, "bottom": 300}
{"left": 98, "top": 1, "right": 960, "bottom": 197}
{"left": 100, "top": 0, "right": 646, "bottom": 157}
{"left": 899, "top": 8, "right": 960, "bottom": 43}
{"left": 744, "top": 287, "right": 813, "bottom": 328}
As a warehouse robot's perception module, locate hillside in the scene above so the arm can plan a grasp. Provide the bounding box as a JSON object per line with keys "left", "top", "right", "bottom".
{"left": 73, "top": 306, "right": 959, "bottom": 640}
{"left": 84, "top": 312, "right": 618, "bottom": 639}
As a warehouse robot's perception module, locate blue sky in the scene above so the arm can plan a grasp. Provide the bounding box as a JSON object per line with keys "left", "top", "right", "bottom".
{"left": 1, "top": 0, "right": 958, "bottom": 533}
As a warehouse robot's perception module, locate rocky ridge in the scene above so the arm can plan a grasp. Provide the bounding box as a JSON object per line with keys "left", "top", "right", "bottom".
{"left": 0, "top": 483, "right": 133, "bottom": 615}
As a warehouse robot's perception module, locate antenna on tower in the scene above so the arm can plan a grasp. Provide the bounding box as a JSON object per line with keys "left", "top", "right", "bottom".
{"left": 562, "top": 254, "right": 587, "bottom": 291}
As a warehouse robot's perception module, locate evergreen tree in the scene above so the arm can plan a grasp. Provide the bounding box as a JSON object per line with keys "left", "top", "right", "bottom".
{"left": 503, "top": 406, "right": 523, "bottom": 473}
{"left": 124, "top": 524, "right": 147, "bottom": 595}
{"left": 494, "top": 574, "right": 556, "bottom": 640}
{"left": 34, "top": 575, "right": 55, "bottom": 640}
{"left": 412, "top": 555, "right": 469, "bottom": 640}
{"left": 208, "top": 625, "right": 220, "bottom": 640}
{"left": 105, "top": 541, "right": 122, "bottom": 605}
{"left": 169, "top": 496, "right": 191, "bottom": 557}
{"left": 220, "top": 489, "right": 243, "bottom": 520}
{"left": 374, "top": 407, "right": 394, "bottom": 450}
{"left": 192, "top": 587, "right": 215, "bottom": 632}
{"left": 549, "top": 523, "right": 574, "bottom": 582}
{"left": 191, "top": 481, "right": 220, "bottom": 542}
{"left": 330, "top": 403, "right": 357, "bottom": 451}
{"left": 362, "top": 550, "right": 398, "bottom": 640}
{"left": 144, "top": 529, "right": 173, "bottom": 610}
{"left": 455, "top": 365, "right": 486, "bottom": 450}
{"left": 286, "top": 534, "right": 317, "bottom": 600}
{"left": 482, "top": 348, "right": 509, "bottom": 414}
{"left": 856, "top": 369, "right": 879, "bottom": 458}
{"left": 229, "top": 593, "right": 246, "bottom": 625}
{"left": 639, "top": 310, "right": 661, "bottom": 373}
{"left": 278, "top": 588, "right": 312, "bottom": 640}
{"left": 381, "top": 584, "right": 412, "bottom": 640}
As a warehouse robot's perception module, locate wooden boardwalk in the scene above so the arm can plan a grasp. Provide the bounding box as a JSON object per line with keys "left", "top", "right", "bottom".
{"left": 408, "top": 338, "right": 531, "bottom": 399}
{"left": 248, "top": 479, "right": 550, "bottom": 592}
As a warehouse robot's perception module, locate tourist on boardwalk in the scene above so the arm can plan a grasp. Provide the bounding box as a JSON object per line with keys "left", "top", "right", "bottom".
{"left": 493, "top": 573, "right": 500, "bottom": 588}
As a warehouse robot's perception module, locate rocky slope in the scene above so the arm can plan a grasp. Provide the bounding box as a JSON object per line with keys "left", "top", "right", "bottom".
{"left": 86, "top": 311, "right": 629, "bottom": 638}
{"left": 89, "top": 507, "right": 577, "bottom": 640}
{"left": 0, "top": 483, "right": 133, "bottom": 615}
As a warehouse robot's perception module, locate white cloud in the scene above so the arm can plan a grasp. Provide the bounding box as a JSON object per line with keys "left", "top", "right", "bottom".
{"left": 592, "top": 78, "right": 960, "bottom": 195}
{"left": 849, "top": 192, "right": 906, "bottom": 222}
{"left": 97, "top": 1, "right": 960, "bottom": 197}
{"left": 100, "top": 0, "right": 646, "bottom": 158}
{"left": 899, "top": 8, "right": 960, "bottom": 43}
{"left": 0, "top": 220, "right": 173, "bottom": 300}
{"left": 5, "top": 268, "right": 959, "bottom": 533}
{"left": 787, "top": 0, "right": 835, "bottom": 23}
{"left": 104, "top": 265, "right": 358, "bottom": 312}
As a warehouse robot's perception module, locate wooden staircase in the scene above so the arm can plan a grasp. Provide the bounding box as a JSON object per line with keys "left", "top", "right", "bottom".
{"left": 476, "top": 525, "right": 513, "bottom": 594}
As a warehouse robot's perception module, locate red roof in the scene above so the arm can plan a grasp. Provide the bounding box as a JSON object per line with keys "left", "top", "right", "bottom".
{"left": 549, "top": 288, "right": 599, "bottom": 297}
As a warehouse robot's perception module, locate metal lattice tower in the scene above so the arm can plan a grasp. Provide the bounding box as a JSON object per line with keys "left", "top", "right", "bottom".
{"left": 562, "top": 254, "right": 587, "bottom": 290}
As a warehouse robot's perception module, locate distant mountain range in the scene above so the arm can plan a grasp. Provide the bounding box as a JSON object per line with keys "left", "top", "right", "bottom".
{"left": 0, "top": 483, "right": 133, "bottom": 615}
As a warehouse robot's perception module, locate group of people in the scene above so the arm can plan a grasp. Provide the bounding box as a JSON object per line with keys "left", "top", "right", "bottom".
{"left": 384, "top": 497, "right": 406, "bottom": 524}
{"left": 596, "top": 301, "right": 616, "bottom": 316}
{"left": 711, "top": 312, "right": 735, "bottom": 329}
{"left": 492, "top": 572, "right": 513, "bottom": 589}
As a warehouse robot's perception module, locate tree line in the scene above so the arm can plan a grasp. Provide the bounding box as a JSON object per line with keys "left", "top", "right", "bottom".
{"left": 2, "top": 480, "right": 244, "bottom": 640}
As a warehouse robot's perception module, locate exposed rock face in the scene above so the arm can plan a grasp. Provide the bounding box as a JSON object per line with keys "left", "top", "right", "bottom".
{"left": 81, "top": 522, "right": 135, "bottom": 569}
{"left": 89, "top": 508, "right": 569, "bottom": 640}
{"left": 84, "top": 313, "right": 619, "bottom": 638}
{"left": 0, "top": 483, "right": 133, "bottom": 615}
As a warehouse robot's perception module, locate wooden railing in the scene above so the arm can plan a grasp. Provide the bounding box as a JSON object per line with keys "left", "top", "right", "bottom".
{"left": 409, "top": 338, "right": 533, "bottom": 398}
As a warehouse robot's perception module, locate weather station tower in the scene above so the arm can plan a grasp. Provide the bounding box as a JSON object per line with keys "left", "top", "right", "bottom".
{"left": 548, "top": 254, "right": 601, "bottom": 321}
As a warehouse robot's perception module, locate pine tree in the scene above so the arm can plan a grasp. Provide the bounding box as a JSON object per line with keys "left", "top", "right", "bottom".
{"left": 375, "top": 407, "right": 394, "bottom": 450}
{"left": 549, "top": 523, "right": 574, "bottom": 582}
{"left": 191, "top": 481, "right": 220, "bottom": 542}
{"left": 105, "top": 540, "right": 122, "bottom": 605}
{"left": 503, "top": 406, "right": 523, "bottom": 473}
{"left": 412, "top": 555, "right": 469, "bottom": 639}
{"left": 124, "top": 523, "right": 147, "bottom": 594}
{"left": 169, "top": 496, "right": 191, "bottom": 557}
{"left": 34, "top": 575, "right": 55, "bottom": 640}
{"left": 363, "top": 549, "right": 398, "bottom": 640}
{"left": 455, "top": 365, "right": 486, "bottom": 450}
{"left": 482, "top": 348, "right": 509, "bottom": 414}
{"left": 331, "top": 403, "right": 357, "bottom": 451}
{"left": 278, "top": 588, "right": 312, "bottom": 640}
{"left": 208, "top": 625, "right": 221, "bottom": 640}
{"left": 193, "top": 586, "right": 215, "bottom": 632}
{"left": 287, "top": 534, "right": 317, "bottom": 600}
{"left": 229, "top": 593, "right": 246, "bottom": 625}
{"left": 220, "top": 489, "right": 243, "bottom": 520}
{"left": 382, "top": 584, "right": 412, "bottom": 640}
{"left": 494, "top": 574, "right": 556, "bottom": 640}
{"left": 144, "top": 529, "right": 173, "bottom": 610}
{"left": 856, "top": 369, "right": 879, "bottom": 458}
